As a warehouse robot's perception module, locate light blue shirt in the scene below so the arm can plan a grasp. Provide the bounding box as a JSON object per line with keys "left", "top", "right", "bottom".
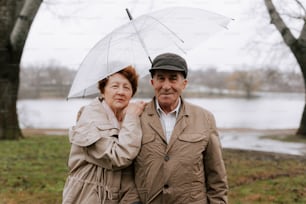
{"left": 155, "top": 98, "right": 181, "bottom": 143}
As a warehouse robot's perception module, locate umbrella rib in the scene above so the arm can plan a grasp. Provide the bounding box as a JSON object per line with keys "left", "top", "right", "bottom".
{"left": 144, "top": 15, "right": 187, "bottom": 54}
{"left": 145, "top": 15, "right": 185, "bottom": 43}
{"left": 106, "top": 34, "right": 113, "bottom": 73}
{"left": 126, "top": 9, "right": 152, "bottom": 64}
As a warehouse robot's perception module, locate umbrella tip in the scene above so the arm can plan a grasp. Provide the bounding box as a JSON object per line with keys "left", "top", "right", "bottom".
{"left": 125, "top": 8, "right": 133, "bottom": 20}
{"left": 148, "top": 56, "right": 153, "bottom": 64}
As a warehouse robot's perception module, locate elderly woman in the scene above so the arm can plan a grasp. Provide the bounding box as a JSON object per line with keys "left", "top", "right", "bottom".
{"left": 62, "top": 66, "right": 145, "bottom": 204}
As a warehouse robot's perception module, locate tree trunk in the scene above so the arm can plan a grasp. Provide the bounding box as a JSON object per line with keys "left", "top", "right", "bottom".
{"left": 0, "top": 49, "right": 22, "bottom": 139}
{"left": 264, "top": 0, "right": 306, "bottom": 137}
{"left": 0, "top": 0, "right": 41, "bottom": 139}
{"left": 296, "top": 52, "right": 306, "bottom": 135}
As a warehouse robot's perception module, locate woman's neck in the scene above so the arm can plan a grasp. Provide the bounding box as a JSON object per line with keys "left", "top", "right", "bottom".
{"left": 113, "top": 109, "right": 124, "bottom": 122}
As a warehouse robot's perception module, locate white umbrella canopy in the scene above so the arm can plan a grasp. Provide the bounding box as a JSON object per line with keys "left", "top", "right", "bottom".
{"left": 67, "top": 7, "right": 231, "bottom": 99}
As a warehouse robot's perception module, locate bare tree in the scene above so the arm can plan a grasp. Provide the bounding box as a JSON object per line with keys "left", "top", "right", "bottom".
{"left": 0, "top": 0, "right": 41, "bottom": 139}
{"left": 19, "top": 61, "right": 76, "bottom": 99}
{"left": 264, "top": 0, "right": 306, "bottom": 136}
{"left": 227, "top": 69, "right": 262, "bottom": 98}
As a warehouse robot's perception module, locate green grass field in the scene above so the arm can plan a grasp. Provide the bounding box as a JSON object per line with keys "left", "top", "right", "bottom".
{"left": 0, "top": 134, "right": 305, "bottom": 204}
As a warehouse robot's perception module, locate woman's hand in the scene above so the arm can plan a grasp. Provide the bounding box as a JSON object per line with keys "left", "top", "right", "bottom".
{"left": 125, "top": 101, "right": 146, "bottom": 116}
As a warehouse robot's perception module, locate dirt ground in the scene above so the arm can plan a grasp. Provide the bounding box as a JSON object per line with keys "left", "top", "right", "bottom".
{"left": 22, "top": 128, "right": 69, "bottom": 136}
{"left": 21, "top": 127, "right": 305, "bottom": 159}
{"left": 22, "top": 127, "right": 297, "bottom": 136}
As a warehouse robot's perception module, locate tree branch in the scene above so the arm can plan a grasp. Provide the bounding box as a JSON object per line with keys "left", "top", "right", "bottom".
{"left": 296, "top": 0, "right": 306, "bottom": 17}
{"left": 264, "top": 0, "right": 297, "bottom": 48}
{"left": 10, "top": 0, "right": 41, "bottom": 51}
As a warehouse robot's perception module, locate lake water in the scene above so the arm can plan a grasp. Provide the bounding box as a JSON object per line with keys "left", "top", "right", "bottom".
{"left": 17, "top": 92, "right": 304, "bottom": 130}
{"left": 17, "top": 92, "right": 306, "bottom": 155}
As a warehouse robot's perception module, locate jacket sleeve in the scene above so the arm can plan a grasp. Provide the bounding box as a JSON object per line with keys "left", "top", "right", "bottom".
{"left": 87, "top": 113, "right": 142, "bottom": 169}
{"left": 69, "top": 107, "right": 142, "bottom": 170}
{"left": 204, "top": 113, "right": 228, "bottom": 204}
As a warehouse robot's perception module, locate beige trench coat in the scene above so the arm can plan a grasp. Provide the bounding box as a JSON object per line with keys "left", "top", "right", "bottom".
{"left": 62, "top": 97, "right": 141, "bottom": 204}
{"left": 134, "top": 98, "right": 228, "bottom": 204}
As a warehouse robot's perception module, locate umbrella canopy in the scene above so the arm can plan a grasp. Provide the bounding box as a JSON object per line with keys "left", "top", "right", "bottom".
{"left": 67, "top": 7, "right": 231, "bottom": 99}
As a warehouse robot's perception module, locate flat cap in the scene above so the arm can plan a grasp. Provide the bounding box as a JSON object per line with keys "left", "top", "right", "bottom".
{"left": 149, "top": 53, "right": 188, "bottom": 78}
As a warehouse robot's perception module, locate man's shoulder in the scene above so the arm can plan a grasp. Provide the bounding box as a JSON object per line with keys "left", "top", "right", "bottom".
{"left": 183, "top": 100, "right": 214, "bottom": 116}
{"left": 143, "top": 99, "right": 155, "bottom": 111}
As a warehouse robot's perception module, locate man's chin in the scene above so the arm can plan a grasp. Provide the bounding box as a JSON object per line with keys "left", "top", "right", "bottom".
{"left": 158, "top": 99, "right": 172, "bottom": 107}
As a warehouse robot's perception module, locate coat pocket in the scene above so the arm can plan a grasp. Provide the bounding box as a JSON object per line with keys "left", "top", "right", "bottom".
{"left": 178, "top": 132, "right": 209, "bottom": 143}
{"left": 176, "top": 133, "right": 209, "bottom": 168}
{"left": 70, "top": 122, "right": 118, "bottom": 146}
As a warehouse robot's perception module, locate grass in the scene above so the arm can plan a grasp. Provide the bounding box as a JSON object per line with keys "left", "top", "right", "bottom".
{"left": 262, "top": 133, "right": 306, "bottom": 144}
{"left": 0, "top": 135, "right": 70, "bottom": 204}
{"left": 0, "top": 134, "right": 305, "bottom": 204}
{"left": 224, "top": 149, "right": 306, "bottom": 204}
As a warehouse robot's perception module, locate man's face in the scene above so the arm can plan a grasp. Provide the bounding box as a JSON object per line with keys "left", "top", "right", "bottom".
{"left": 151, "top": 70, "right": 187, "bottom": 113}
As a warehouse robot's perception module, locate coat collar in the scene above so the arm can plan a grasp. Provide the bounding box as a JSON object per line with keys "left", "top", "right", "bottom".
{"left": 146, "top": 96, "right": 190, "bottom": 117}
{"left": 146, "top": 97, "right": 190, "bottom": 149}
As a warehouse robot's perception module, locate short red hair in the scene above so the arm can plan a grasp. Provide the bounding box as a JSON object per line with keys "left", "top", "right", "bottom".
{"left": 98, "top": 65, "right": 139, "bottom": 96}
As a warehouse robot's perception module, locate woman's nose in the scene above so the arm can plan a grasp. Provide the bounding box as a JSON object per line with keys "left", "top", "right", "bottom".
{"left": 117, "top": 86, "right": 125, "bottom": 94}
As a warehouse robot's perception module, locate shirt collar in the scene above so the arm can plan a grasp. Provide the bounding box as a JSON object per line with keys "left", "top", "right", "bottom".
{"left": 155, "top": 98, "right": 181, "bottom": 118}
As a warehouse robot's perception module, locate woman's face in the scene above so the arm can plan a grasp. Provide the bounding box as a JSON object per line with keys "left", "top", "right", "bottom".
{"left": 103, "top": 73, "right": 133, "bottom": 113}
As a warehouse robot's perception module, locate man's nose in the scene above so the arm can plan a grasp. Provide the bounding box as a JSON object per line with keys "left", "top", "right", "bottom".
{"left": 162, "top": 79, "right": 171, "bottom": 89}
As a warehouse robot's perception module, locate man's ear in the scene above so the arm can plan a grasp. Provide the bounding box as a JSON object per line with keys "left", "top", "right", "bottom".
{"left": 150, "top": 79, "right": 154, "bottom": 86}
{"left": 183, "top": 79, "right": 188, "bottom": 89}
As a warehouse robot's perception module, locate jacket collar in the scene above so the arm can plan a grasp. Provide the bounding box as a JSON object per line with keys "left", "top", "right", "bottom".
{"left": 146, "top": 97, "right": 190, "bottom": 149}
{"left": 147, "top": 96, "right": 189, "bottom": 117}
{"left": 155, "top": 97, "right": 181, "bottom": 118}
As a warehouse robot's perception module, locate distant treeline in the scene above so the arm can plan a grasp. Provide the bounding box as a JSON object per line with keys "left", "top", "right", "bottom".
{"left": 19, "top": 65, "right": 304, "bottom": 99}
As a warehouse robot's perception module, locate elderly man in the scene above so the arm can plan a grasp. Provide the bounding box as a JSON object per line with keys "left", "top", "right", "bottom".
{"left": 134, "top": 53, "right": 228, "bottom": 204}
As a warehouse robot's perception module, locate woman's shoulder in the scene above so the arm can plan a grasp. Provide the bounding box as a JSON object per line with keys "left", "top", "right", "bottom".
{"left": 78, "top": 97, "right": 107, "bottom": 122}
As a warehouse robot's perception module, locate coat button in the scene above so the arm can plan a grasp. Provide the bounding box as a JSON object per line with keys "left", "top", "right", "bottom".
{"left": 164, "top": 184, "right": 169, "bottom": 189}
{"left": 164, "top": 155, "right": 170, "bottom": 161}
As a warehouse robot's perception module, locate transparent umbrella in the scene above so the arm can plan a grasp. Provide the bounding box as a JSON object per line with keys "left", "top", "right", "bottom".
{"left": 67, "top": 7, "right": 231, "bottom": 99}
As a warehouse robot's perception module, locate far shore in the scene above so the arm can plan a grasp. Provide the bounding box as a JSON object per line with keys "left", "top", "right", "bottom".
{"left": 21, "top": 127, "right": 298, "bottom": 137}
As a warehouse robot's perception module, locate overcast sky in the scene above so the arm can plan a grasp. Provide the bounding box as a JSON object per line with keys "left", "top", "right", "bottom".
{"left": 20, "top": 0, "right": 301, "bottom": 72}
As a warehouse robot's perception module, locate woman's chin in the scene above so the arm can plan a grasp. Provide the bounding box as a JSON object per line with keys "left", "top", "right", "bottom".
{"left": 113, "top": 103, "right": 127, "bottom": 111}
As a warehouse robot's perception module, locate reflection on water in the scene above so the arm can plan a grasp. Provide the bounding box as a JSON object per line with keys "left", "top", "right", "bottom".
{"left": 17, "top": 92, "right": 304, "bottom": 130}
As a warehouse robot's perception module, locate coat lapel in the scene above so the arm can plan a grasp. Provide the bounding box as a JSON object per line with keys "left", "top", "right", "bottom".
{"left": 146, "top": 100, "right": 167, "bottom": 144}
{"left": 167, "top": 104, "right": 188, "bottom": 152}
{"left": 145, "top": 98, "right": 189, "bottom": 148}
